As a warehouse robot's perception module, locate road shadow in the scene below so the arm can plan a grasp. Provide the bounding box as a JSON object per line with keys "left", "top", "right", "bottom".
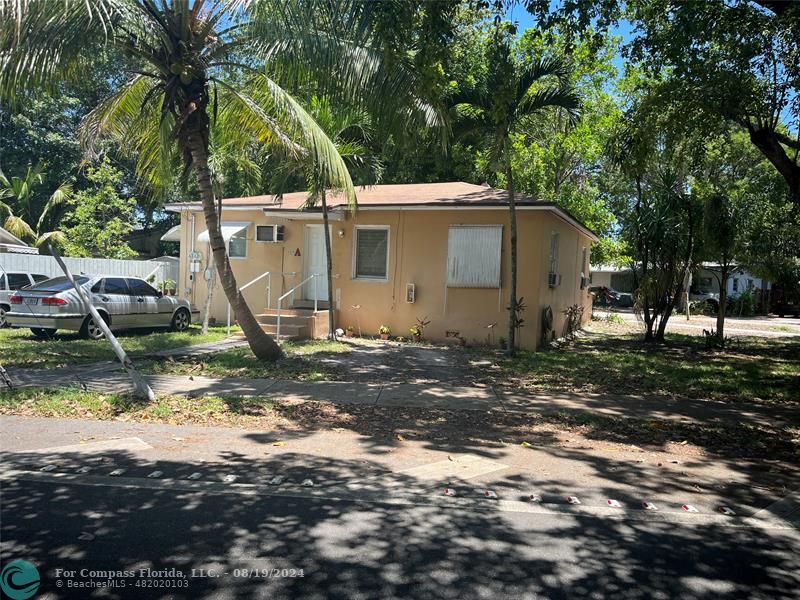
{"left": 2, "top": 445, "right": 799, "bottom": 599}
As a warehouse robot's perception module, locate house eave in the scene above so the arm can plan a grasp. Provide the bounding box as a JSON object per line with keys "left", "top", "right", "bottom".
{"left": 165, "top": 201, "right": 598, "bottom": 241}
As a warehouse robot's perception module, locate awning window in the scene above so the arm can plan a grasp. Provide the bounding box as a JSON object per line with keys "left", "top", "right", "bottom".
{"left": 197, "top": 222, "right": 251, "bottom": 243}
{"left": 160, "top": 225, "right": 182, "bottom": 242}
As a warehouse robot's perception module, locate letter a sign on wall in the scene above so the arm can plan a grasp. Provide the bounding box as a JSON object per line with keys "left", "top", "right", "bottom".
{"left": 294, "top": 248, "right": 301, "bottom": 257}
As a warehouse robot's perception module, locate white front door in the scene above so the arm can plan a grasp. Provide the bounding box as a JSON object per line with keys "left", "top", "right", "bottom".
{"left": 304, "top": 224, "right": 329, "bottom": 301}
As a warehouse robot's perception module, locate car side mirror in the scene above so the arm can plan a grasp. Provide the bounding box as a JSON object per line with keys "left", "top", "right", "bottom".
{"left": 157, "top": 291, "right": 163, "bottom": 298}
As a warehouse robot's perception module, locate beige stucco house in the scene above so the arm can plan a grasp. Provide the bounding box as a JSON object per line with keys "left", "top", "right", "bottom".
{"left": 164, "top": 182, "right": 597, "bottom": 350}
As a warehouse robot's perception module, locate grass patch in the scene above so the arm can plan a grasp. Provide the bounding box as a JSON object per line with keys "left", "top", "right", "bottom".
{"left": 141, "top": 339, "right": 351, "bottom": 381}
{"left": 0, "top": 387, "right": 279, "bottom": 426}
{"left": 0, "top": 324, "right": 238, "bottom": 369}
{"left": 493, "top": 333, "right": 800, "bottom": 406}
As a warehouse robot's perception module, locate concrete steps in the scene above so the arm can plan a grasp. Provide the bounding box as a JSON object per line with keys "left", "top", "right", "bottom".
{"left": 254, "top": 303, "right": 330, "bottom": 340}
{"left": 258, "top": 323, "right": 308, "bottom": 340}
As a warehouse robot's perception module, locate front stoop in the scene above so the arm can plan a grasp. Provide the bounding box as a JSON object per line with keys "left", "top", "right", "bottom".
{"left": 255, "top": 304, "right": 331, "bottom": 340}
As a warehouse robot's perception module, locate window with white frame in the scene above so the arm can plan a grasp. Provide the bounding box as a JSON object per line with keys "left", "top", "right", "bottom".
{"left": 549, "top": 232, "right": 560, "bottom": 275}
{"left": 228, "top": 230, "right": 247, "bottom": 258}
{"left": 447, "top": 225, "right": 502, "bottom": 288}
{"left": 353, "top": 227, "right": 389, "bottom": 280}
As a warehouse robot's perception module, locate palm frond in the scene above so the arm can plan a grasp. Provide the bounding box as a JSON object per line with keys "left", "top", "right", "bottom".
{"left": 517, "top": 88, "right": 581, "bottom": 125}
{"left": 214, "top": 80, "right": 302, "bottom": 157}
{"left": 36, "top": 182, "right": 73, "bottom": 233}
{"left": 4, "top": 215, "right": 36, "bottom": 242}
{"left": 36, "top": 230, "right": 67, "bottom": 249}
{"left": 0, "top": 201, "right": 12, "bottom": 223}
{"left": 80, "top": 75, "right": 155, "bottom": 157}
{"left": 245, "top": 0, "right": 444, "bottom": 141}
{"left": 0, "top": 0, "right": 125, "bottom": 102}
{"left": 516, "top": 57, "right": 572, "bottom": 100}
{"left": 247, "top": 75, "right": 356, "bottom": 207}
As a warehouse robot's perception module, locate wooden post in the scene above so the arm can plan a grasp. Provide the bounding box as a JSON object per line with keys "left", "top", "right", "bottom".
{"left": 48, "top": 244, "right": 155, "bottom": 401}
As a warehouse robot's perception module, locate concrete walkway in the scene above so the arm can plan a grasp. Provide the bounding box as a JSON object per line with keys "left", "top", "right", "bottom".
{"left": 5, "top": 365, "right": 795, "bottom": 429}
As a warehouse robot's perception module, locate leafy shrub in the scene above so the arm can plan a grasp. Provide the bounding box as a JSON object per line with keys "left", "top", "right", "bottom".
{"left": 730, "top": 289, "right": 755, "bottom": 316}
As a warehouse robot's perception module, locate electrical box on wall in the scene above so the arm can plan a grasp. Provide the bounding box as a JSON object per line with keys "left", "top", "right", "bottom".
{"left": 406, "top": 283, "right": 416, "bottom": 303}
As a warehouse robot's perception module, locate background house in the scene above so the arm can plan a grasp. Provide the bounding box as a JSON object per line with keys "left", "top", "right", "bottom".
{"left": 590, "top": 262, "right": 772, "bottom": 310}
{"left": 0, "top": 226, "right": 38, "bottom": 255}
{"left": 166, "top": 183, "right": 597, "bottom": 349}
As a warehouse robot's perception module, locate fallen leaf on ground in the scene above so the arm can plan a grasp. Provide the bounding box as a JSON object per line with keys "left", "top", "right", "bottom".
{"left": 396, "top": 434, "right": 405, "bottom": 441}
{"left": 448, "top": 455, "right": 454, "bottom": 461}
{"left": 272, "top": 441, "right": 287, "bottom": 447}
{"left": 520, "top": 441, "right": 531, "bottom": 447}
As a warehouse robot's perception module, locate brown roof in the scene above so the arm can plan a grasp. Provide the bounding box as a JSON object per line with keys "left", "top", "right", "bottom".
{"left": 165, "top": 182, "right": 597, "bottom": 238}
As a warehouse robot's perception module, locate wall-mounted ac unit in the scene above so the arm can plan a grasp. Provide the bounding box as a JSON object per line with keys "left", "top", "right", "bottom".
{"left": 548, "top": 272, "right": 561, "bottom": 288}
{"left": 406, "top": 283, "right": 416, "bottom": 303}
{"left": 256, "top": 224, "right": 286, "bottom": 242}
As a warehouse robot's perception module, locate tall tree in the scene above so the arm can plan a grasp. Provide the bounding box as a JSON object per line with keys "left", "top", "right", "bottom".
{"left": 1, "top": 0, "right": 432, "bottom": 361}
{"left": 608, "top": 103, "right": 701, "bottom": 343}
{"left": 451, "top": 22, "right": 580, "bottom": 353}
{"left": 271, "top": 96, "right": 381, "bottom": 339}
{"left": 0, "top": 164, "right": 71, "bottom": 250}
{"left": 512, "top": 29, "right": 623, "bottom": 264}
{"left": 61, "top": 159, "right": 138, "bottom": 259}
{"left": 526, "top": 0, "right": 800, "bottom": 203}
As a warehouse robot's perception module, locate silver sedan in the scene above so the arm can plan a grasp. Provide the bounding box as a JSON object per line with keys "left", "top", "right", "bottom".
{"left": 6, "top": 275, "right": 192, "bottom": 339}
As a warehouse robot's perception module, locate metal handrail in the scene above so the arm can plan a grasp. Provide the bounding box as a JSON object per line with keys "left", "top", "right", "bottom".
{"left": 276, "top": 273, "right": 322, "bottom": 339}
{"left": 226, "top": 271, "right": 299, "bottom": 335}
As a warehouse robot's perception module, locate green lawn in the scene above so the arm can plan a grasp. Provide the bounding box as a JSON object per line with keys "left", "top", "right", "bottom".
{"left": 0, "top": 387, "right": 281, "bottom": 427}
{"left": 140, "top": 339, "right": 351, "bottom": 381}
{"left": 0, "top": 324, "right": 238, "bottom": 369}
{"left": 493, "top": 332, "right": 800, "bottom": 407}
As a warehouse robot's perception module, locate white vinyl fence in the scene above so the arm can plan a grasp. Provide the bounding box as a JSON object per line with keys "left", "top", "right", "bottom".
{"left": 0, "top": 253, "right": 177, "bottom": 284}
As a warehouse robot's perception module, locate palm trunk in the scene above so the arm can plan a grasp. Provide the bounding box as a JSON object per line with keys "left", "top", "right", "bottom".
{"left": 321, "top": 191, "right": 336, "bottom": 339}
{"left": 186, "top": 130, "right": 282, "bottom": 361}
{"left": 506, "top": 162, "right": 518, "bottom": 355}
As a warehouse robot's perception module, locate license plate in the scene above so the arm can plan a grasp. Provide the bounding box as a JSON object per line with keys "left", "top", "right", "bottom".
{"left": 24, "top": 297, "right": 38, "bottom": 305}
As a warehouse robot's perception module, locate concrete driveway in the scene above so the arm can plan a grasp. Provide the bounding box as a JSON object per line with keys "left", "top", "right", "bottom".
{"left": 598, "top": 310, "right": 800, "bottom": 338}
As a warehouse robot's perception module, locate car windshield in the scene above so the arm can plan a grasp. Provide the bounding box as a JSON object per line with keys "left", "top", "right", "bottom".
{"left": 27, "top": 276, "right": 90, "bottom": 292}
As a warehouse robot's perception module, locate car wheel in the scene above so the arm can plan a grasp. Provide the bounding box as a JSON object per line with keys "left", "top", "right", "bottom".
{"left": 30, "top": 327, "right": 56, "bottom": 339}
{"left": 80, "top": 314, "right": 107, "bottom": 340}
{"left": 171, "top": 308, "right": 190, "bottom": 332}
{"left": 0, "top": 305, "right": 8, "bottom": 328}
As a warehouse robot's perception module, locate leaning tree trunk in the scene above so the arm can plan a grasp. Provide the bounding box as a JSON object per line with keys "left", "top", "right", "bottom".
{"left": 506, "top": 163, "right": 518, "bottom": 355}
{"left": 49, "top": 244, "right": 154, "bottom": 400}
{"left": 321, "top": 191, "right": 336, "bottom": 339}
{"left": 186, "top": 130, "right": 282, "bottom": 361}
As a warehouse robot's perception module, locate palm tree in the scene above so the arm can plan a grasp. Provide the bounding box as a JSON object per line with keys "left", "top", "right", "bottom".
{"left": 451, "top": 28, "right": 580, "bottom": 354}
{"left": 0, "top": 164, "right": 72, "bottom": 250}
{"left": 1, "top": 0, "right": 432, "bottom": 360}
{"left": 271, "top": 96, "right": 382, "bottom": 338}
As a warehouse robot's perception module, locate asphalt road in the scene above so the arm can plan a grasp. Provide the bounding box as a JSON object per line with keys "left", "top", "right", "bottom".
{"left": 2, "top": 473, "right": 799, "bottom": 600}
